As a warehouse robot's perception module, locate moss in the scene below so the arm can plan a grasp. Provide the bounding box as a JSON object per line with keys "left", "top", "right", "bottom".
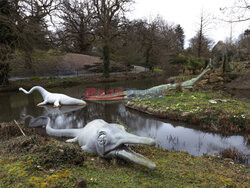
{"left": 32, "top": 140, "right": 85, "bottom": 169}
{"left": 28, "top": 170, "right": 75, "bottom": 187}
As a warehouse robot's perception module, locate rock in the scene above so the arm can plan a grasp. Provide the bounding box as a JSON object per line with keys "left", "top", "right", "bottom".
{"left": 215, "top": 71, "right": 223, "bottom": 76}
{"left": 137, "top": 104, "right": 142, "bottom": 110}
{"left": 203, "top": 75, "right": 209, "bottom": 79}
{"left": 127, "top": 101, "right": 135, "bottom": 107}
{"left": 159, "top": 110, "right": 164, "bottom": 115}
{"left": 217, "top": 77, "right": 224, "bottom": 81}
{"left": 181, "top": 112, "right": 191, "bottom": 117}
{"left": 147, "top": 107, "right": 154, "bottom": 113}
{"left": 209, "top": 100, "right": 217, "bottom": 104}
{"left": 199, "top": 79, "right": 208, "bottom": 85}
{"left": 209, "top": 73, "right": 220, "bottom": 83}
{"left": 165, "top": 77, "right": 175, "bottom": 84}
{"left": 209, "top": 99, "right": 229, "bottom": 104}
{"left": 218, "top": 99, "right": 228, "bottom": 103}
{"left": 142, "top": 105, "right": 148, "bottom": 111}
{"left": 78, "top": 179, "right": 87, "bottom": 188}
{"left": 153, "top": 109, "right": 159, "bottom": 114}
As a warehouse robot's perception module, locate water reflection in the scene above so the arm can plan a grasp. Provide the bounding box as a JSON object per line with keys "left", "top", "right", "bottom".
{"left": 0, "top": 82, "right": 249, "bottom": 161}
{"left": 17, "top": 101, "right": 250, "bottom": 159}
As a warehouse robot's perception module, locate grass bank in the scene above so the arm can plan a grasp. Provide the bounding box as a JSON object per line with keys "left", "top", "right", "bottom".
{"left": 0, "top": 71, "right": 160, "bottom": 92}
{"left": 0, "top": 121, "right": 249, "bottom": 187}
{"left": 126, "top": 90, "right": 250, "bottom": 134}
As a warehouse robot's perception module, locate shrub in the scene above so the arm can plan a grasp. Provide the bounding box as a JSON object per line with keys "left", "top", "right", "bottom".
{"left": 30, "top": 76, "right": 40, "bottom": 81}
{"left": 220, "top": 147, "right": 247, "bottom": 163}
{"left": 171, "top": 54, "right": 189, "bottom": 65}
{"left": 185, "top": 57, "right": 206, "bottom": 74}
{"left": 171, "top": 55, "right": 206, "bottom": 73}
{"left": 34, "top": 142, "right": 85, "bottom": 169}
{"left": 49, "top": 76, "right": 55, "bottom": 80}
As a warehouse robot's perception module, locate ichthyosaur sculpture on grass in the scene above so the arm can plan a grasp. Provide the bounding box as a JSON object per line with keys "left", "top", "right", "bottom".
{"left": 42, "top": 117, "right": 156, "bottom": 169}
{"left": 19, "top": 86, "right": 86, "bottom": 107}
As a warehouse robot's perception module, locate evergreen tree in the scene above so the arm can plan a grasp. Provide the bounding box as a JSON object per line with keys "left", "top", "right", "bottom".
{"left": 174, "top": 24, "right": 185, "bottom": 54}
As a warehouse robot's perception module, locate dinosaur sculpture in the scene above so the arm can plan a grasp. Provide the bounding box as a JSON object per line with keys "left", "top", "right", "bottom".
{"left": 212, "top": 41, "right": 235, "bottom": 73}
{"left": 19, "top": 86, "right": 86, "bottom": 107}
{"left": 44, "top": 118, "right": 156, "bottom": 169}
{"left": 86, "top": 62, "right": 213, "bottom": 101}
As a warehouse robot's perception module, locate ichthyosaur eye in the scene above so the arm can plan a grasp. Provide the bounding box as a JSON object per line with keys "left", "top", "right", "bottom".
{"left": 98, "top": 131, "right": 107, "bottom": 145}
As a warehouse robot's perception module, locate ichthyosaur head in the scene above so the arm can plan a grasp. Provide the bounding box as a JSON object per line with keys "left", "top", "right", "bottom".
{"left": 89, "top": 120, "right": 156, "bottom": 169}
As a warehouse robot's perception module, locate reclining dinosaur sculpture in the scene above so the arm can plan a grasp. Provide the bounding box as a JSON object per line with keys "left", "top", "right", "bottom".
{"left": 85, "top": 62, "right": 213, "bottom": 101}
{"left": 43, "top": 117, "right": 156, "bottom": 169}
{"left": 19, "top": 86, "right": 86, "bottom": 107}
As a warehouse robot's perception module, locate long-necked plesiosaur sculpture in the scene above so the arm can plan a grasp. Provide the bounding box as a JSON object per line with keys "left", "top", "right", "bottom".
{"left": 19, "top": 86, "right": 86, "bottom": 107}
{"left": 44, "top": 118, "right": 156, "bottom": 169}
{"left": 86, "top": 62, "right": 213, "bottom": 101}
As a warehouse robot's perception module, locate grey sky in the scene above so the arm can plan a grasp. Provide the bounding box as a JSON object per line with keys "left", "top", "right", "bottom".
{"left": 127, "top": 0, "right": 249, "bottom": 47}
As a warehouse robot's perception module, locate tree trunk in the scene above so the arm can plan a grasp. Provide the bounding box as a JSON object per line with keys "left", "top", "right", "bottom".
{"left": 24, "top": 52, "right": 32, "bottom": 69}
{"left": 103, "top": 43, "right": 110, "bottom": 78}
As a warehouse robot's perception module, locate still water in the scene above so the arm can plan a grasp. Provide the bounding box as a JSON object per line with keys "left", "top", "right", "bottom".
{"left": 0, "top": 80, "right": 249, "bottom": 162}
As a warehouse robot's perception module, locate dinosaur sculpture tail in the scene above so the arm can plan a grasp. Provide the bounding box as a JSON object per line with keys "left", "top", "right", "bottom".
{"left": 19, "top": 86, "right": 49, "bottom": 99}
{"left": 45, "top": 117, "right": 79, "bottom": 138}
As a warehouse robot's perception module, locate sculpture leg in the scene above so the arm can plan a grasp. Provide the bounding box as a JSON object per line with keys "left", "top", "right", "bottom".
{"left": 37, "top": 101, "right": 47, "bottom": 106}
{"left": 53, "top": 100, "right": 60, "bottom": 108}
{"left": 81, "top": 145, "right": 90, "bottom": 152}
{"left": 66, "top": 137, "right": 78, "bottom": 143}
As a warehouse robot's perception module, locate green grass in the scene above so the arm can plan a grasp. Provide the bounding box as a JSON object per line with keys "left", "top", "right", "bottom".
{"left": 153, "top": 68, "right": 163, "bottom": 72}
{"left": 131, "top": 90, "right": 250, "bottom": 133}
{"left": 231, "top": 60, "right": 250, "bottom": 74}
{"left": 0, "top": 122, "right": 249, "bottom": 188}
{"left": 173, "top": 74, "right": 196, "bottom": 81}
{"left": 139, "top": 91, "right": 249, "bottom": 115}
{"left": 136, "top": 91, "right": 250, "bottom": 115}
{"left": 0, "top": 144, "right": 249, "bottom": 187}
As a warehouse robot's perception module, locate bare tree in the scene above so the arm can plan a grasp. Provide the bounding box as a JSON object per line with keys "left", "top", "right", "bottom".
{"left": 11, "top": 0, "right": 61, "bottom": 68}
{"left": 58, "top": 0, "right": 94, "bottom": 53}
{"left": 220, "top": 0, "right": 250, "bottom": 23}
{"left": 111, "top": 17, "right": 185, "bottom": 74}
{"left": 189, "top": 10, "right": 213, "bottom": 58}
{"left": 236, "top": 29, "right": 250, "bottom": 60}
{"left": 92, "top": 0, "right": 134, "bottom": 78}
{"left": 196, "top": 11, "right": 213, "bottom": 58}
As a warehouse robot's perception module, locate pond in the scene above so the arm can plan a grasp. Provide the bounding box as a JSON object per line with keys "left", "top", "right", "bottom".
{"left": 0, "top": 80, "right": 249, "bottom": 164}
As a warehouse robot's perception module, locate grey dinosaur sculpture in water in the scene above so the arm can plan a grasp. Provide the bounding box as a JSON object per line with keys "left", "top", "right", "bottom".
{"left": 44, "top": 118, "right": 156, "bottom": 169}
{"left": 19, "top": 86, "right": 86, "bottom": 107}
